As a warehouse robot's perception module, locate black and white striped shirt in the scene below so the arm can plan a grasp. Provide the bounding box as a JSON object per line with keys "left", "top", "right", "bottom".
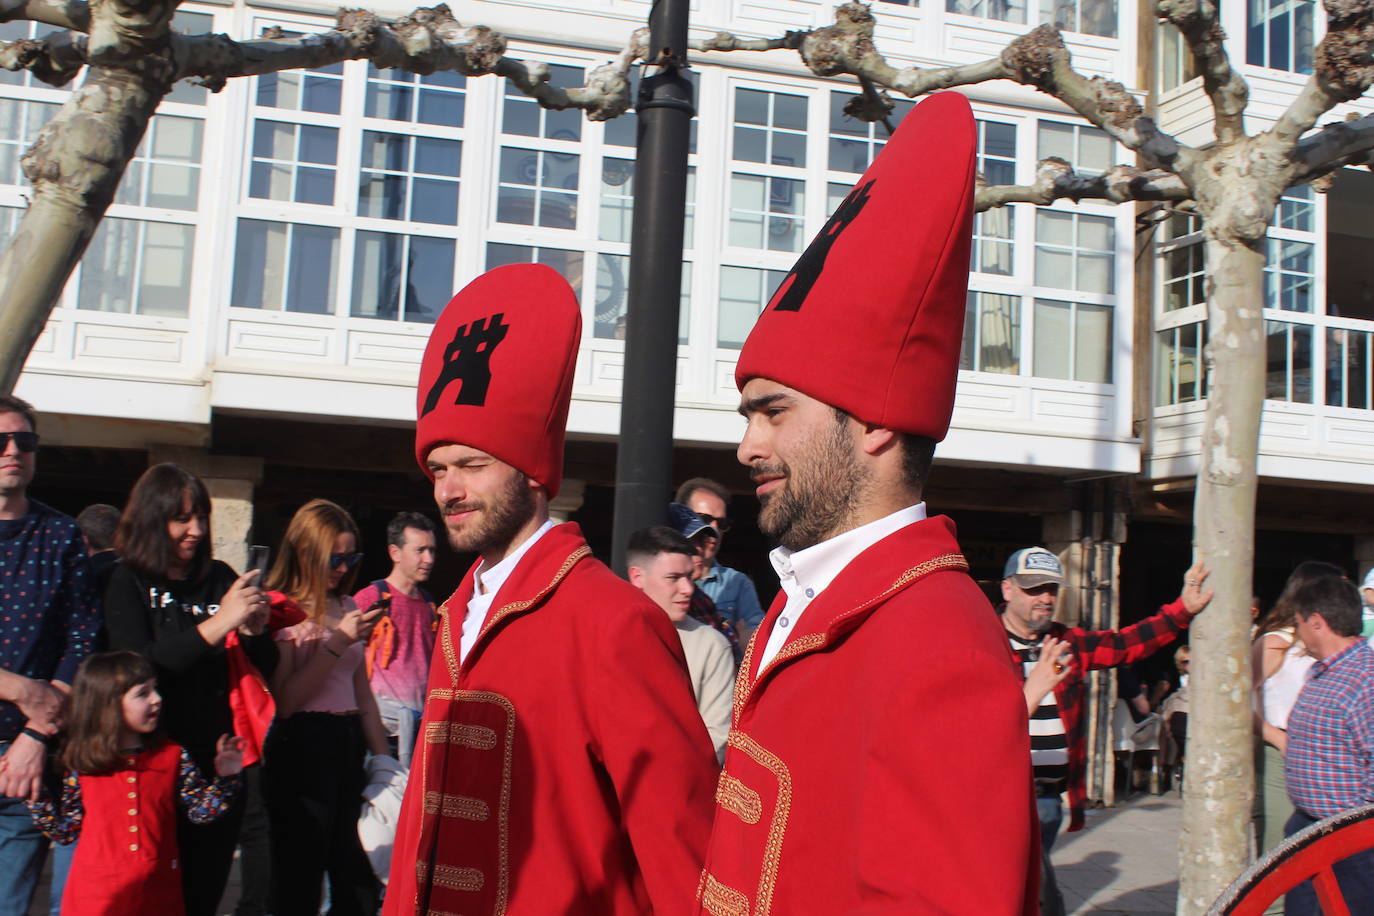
{"left": 1009, "top": 632, "right": 1069, "bottom": 794}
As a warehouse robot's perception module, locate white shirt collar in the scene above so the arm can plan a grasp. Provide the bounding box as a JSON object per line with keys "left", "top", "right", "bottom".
{"left": 474, "top": 518, "right": 557, "bottom": 598}
{"left": 769, "top": 503, "right": 927, "bottom": 601}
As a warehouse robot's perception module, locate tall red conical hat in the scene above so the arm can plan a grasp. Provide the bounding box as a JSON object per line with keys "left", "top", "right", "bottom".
{"left": 415, "top": 264, "right": 580, "bottom": 498}
{"left": 734, "top": 91, "right": 976, "bottom": 441}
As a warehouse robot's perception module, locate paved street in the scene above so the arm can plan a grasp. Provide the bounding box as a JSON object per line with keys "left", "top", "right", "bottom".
{"left": 1056, "top": 790, "right": 1183, "bottom": 915}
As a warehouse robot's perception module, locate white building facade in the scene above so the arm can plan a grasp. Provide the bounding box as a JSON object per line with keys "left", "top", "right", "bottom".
{"left": 5, "top": 0, "right": 1373, "bottom": 632}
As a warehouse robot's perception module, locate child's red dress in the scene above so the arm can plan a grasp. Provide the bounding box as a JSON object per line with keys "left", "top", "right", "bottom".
{"left": 28, "top": 741, "right": 240, "bottom": 915}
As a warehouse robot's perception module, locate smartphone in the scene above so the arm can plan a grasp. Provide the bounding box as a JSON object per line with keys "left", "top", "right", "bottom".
{"left": 247, "top": 545, "right": 270, "bottom": 581}
{"left": 367, "top": 593, "right": 393, "bottom": 616}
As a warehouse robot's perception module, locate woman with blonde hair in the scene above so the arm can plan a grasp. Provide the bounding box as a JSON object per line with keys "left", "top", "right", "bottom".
{"left": 264, "top": 499, "right": 389, "bottom": 915}
{"left": 1252, "top": 560, "right": 1344, "bottom": 862}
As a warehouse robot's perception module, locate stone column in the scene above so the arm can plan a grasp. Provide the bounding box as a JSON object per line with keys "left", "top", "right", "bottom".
{"left": 1042, "top": 510, "right": 1083, "bottom": 626}
{"left": 148, "top": 446, "right": 264, "bottom": 572}
{"left": 549, "top": 479, "right": 587, "bottom": 524}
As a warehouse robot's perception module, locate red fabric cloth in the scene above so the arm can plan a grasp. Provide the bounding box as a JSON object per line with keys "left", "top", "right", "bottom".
{"left": 414, "top": 264, "right": 580, "bottom": 498}
{"left": 383, "top": 522, "right": 718, "bottom": 916}
{"left": 734, "top": 91, "right": 976, "bottom": 441}
{"left": 696, "top": 516, "right": 1039, "bottom": 915}
{"left": 224, "top": 591, "right": 304, "bottom": 767}
{"left": 1014, "top": 598, "right": 1192, "bottom": 832}
{"left": 63, "top": 741, "right": 184, "bottom": 915}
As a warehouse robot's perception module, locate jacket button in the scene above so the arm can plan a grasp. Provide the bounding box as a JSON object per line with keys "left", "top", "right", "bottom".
{"left": 127, "top": 792, "right": 136, "bottom": 799}
{"left": 127, "top": 776, "right": 136, "bottom": 783}
{"left": 129, "top": 844, "right": 138, "bottom": 851}
{"left": 128, "top": 809, "right": 137, "bottom": 816}
{"left": 129, "top": 825, "right": 138, "bottom": 833}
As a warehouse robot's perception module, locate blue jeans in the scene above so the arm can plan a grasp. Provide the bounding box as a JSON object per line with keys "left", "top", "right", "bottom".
{"left": 1283, "top": 809, "right": 1374, "bottom": 916}
{"left": 48, "top": 837, "right": 75, "bottom": 915}
{"left": 0, "top": 745, "right": 47, "bottom": 916}
{"left": 1038, "top": 796, "right": 1066, "bottom": 916}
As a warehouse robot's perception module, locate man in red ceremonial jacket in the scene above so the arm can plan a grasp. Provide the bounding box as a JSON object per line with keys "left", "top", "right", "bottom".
{"left": 384, "top": 264, "right": 719, "bottom": 916}
{"left": 696, "top": 91, "right": 1038, "bottom": 915}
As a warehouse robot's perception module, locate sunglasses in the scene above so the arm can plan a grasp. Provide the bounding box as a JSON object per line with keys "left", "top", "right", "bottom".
{"left": 329, "top": 552, "right": 364, "bottom": 570}
{"left": 0, "top": 431, "right": 39, "bottom": 454}
{"left": 696, "top": 513, "right": 732, "bottom": 534}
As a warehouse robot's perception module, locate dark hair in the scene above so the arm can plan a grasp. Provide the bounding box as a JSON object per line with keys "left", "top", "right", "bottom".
{"left": 675, "top": 477, "right": 730, "bottom": 509}
{"left": 386, "top": 511, "right": 435, "bottom": 549}
{"left": 60, "top": 651, "right": 162, "bottom": 775}
{"left": 1259, "top": 560, "right": 1347, "bottom": 638}
{"left": 1291, "top": 575, "right": 1362, "bottom": 638}
{"left": 115, "top": 464, "right": 213, "bottom": 582}
{"left": 76, "top": 504, "right": 121, "bottom": 551}
{"left": 267, "top": 499, "right": 361, "bottom": 621}
{"left": 626, "top": 526, "right": 696, "bottom": 569}
{"left": 0, "top": 394, "right": 36, "bottom": 433}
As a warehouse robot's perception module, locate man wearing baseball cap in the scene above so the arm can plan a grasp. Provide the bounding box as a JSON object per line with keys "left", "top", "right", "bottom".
{"left": 1359, "top": 568, "right": 1374, "bottom": 638}
{"left": 696, "top": 91, "right": 1036, "bottom": 915}
{"left": 1003, "top": 546, "right": 1214, "bottom": 916}
{"left": 383, "top": 264, "right": 718, "bottom": 916}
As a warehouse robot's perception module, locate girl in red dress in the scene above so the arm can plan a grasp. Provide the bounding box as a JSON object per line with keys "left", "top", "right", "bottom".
{"left": 28, "top": 651, "right": 244, "bottom": 916}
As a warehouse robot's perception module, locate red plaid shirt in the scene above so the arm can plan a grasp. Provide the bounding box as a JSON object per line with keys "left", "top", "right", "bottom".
{"left": 1010, "top": 598, "right": 1192, "bottom": 831}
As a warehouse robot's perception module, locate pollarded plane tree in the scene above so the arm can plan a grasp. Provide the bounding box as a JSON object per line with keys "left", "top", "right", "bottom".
{"left": 2, "top": 0, "right": 1373, "bottom": 908}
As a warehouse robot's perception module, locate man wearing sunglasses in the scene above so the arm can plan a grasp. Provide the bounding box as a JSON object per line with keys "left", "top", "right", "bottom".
{"left": 675, "top": 477, "right": 763, "bottom": 642}
{"left": 0, "top": 395, "right": 101, "bottom": 914}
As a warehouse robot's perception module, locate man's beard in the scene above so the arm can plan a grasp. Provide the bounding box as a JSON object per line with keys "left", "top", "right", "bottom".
{"left": 1027, "top": 615, "right": 1054, "bottom": 634}
{"left": 753, "top": 414, "right": 864, "bottom": 552}
{"left": 442, "top": 469, "right": 536, "bottom": 554}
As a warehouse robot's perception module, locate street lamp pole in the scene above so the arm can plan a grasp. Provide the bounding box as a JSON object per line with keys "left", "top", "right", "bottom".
{"left": 610, "top": 0, "right": 694, "bottom": 574}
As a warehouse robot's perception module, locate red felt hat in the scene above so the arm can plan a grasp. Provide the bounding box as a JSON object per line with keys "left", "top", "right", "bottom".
{"left": 734, "top": 91, "right": 976, "bottom": 441}
{"left": 415, "top": 264, "right": 580, "bottom": 498}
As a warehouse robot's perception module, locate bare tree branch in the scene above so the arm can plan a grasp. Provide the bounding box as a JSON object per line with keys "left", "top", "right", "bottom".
{"left": 976, "top": 159, "right": 1192, "bottom": 209}
{"left": 0, "top": 0, "right": 88, "bottom": 32}
{"left": 0, "top": 30, "right": 86, "bottom": 85}
{"left": 1290, "top": 111, "right": 1374, "bottom": 182}
{"left": 690, "top": 30, "right": 803, "bottom": 53}
{"left": 1270, "top": 0, "right": 1374, "bottom": 147}
{"left": 1156, "top": 0, "right": 1249, "bottom": 145}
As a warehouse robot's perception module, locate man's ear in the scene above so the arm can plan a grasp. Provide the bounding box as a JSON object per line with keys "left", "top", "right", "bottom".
{"left": 388, "top": 544, "right": 402, "bottom": 564}
{"left": 859, "top": 423, "right": 899, "bottom": 458}
{"left": 1001, "top": 579, "right": 1014, "bottom": 601}
{"left": 627, "top": 565, "right": 645, "bottom": 589}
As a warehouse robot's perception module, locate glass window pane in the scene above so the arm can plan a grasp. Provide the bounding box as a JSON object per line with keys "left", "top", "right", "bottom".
{"left": 1036, "top": 248, "right": 1074, "bottom": 286}
{"left": 773, "top": 94, "right": 808, "bottom": 131}
{"left": 299, "top": 125, "right": 338, "bottom": 165}
{"left": 1078, "top": 129, "right": 1113, "bottom": 173}
{"left": 736, "top": 89, "right": 768, "bottom": 126}
{"left": 1036, "top": 209, "right": 1075, "bottom": 246}
{"left": 410, "top": 178, "right": 459, "bottom": 225}
{"left": 1033, "top": 299, "right": 1073, "bottom": 380}
{"left": 414, "top": 137, "right": 460, "bottom": 177}
{"left": 232, "top": 219, "right": 286, "bottom": 311}
{"left": 287, "top": 225, "right": 338, "bottom": 314}
{"left": 733, "top": 126, "right": 767, "bottom": 163}
{"left": 1075, "top": 303, "right": 1113, "bottom": 382}
{"left": 138, "top": 223, "right": 194, "bottom": 316}
{"left": 605, "top": 110, "right": 638, "bottom": 148}
{"left": 497, "top": 186, "right": 536, "bottom": 225}
{"left": 772, "top": 131, "right": 806, "bottom": 168}
{"left": 366, "top": 81, "right": 412, "bottom": 121}
{"left": 351, "top": 232, "right": 400, "bottom": 321}
{"left": 417, "top": 88, "right": 464, "bottom": 127}
{"left": 595, "top": 252, "right": 630, "bottom": 339}
{"left": 503, "top": 97, "right": 540, "bottom": 135}
{"left": 539, "top": 191, "right": 577, "bottom": 229}
{"left": 78, "top": 217, "right": 138, "bottom": 313}
{"left": 146, "top": 163, "right": 199, "bottom": 210}
{"left": 405, "top": 236, "right": 454, "bottom": 323}
{"left": 302, "top": 75, "right": 341, "bottom": 114}
{"left": 152, "top": 117, "right": 201, "bottom": 161}
{"left": 1038, "top": 122, "right": 1075, "bottom": 163}
{"left": 358, "top": 173, "right": 405, "bottom": 220}
{"left": 362, "top": 131, "right": 407, "bottom": 171}
{"left": 295, "top": 167, "right": 334, "bottom": 205}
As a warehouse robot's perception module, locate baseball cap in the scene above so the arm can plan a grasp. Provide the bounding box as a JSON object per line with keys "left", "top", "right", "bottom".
{"left": 1003, "top": 547, "right": 1065, "bottom": 588}
{"left": 1361, "top": 567, "right": 1374, "bottom": 592}
{"left": 668, "top": 503, "right": 717, "bottom": 542}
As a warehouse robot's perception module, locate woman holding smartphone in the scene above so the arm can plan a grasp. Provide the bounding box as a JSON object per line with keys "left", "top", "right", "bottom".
{"left": 103, "top": 462, "right": 277, "bottom": 916}
{"left": 264, "top": 498, "right": 389, "bottom": 915}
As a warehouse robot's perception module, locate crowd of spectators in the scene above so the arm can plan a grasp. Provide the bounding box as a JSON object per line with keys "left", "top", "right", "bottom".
{"left": 3, "top": 386, "right": 1372, "bottom": 915}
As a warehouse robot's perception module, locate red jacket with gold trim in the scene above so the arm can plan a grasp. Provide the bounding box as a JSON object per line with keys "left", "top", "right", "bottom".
{"left": 695, "top": 516, "right": 1039, "bottom": 916}
{"left": 383, "top": 522, "right": 719, "bottom": 916}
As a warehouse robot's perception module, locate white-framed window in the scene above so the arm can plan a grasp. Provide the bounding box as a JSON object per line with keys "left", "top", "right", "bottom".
{"left": 496, "top": 64, "right": 583, "bottom": 231}
{"left": 0, "top": 99, "right": 60, "bottom": 186}
{"left": 115, "top": 115, "right": 204, "bottom": 211}
{"left": 962, "top": 291, "right": 1021, "bottom": 374}
{"left": 1158, "top": 24, "right": 1200, "bottom": 93}
{"left": 1264, "top": 237, "right": 1316, "bottom": 313}
{"left": 1040, "top": 0, "right": 1117, "bottom": 37}
{"left": 1035, "top": 209, "right": 1115, "bottom": 294}
{"left": 973, "top": 120, "right": 1018, "bottom": 276}
{"left": 1247, "top": 0, "right": 1314, "bottom": 73}
{"left": 947, "top": 0, "right": 1028, "bottom": 25}
{"left": 231, "top": 219, "right": 339, "bottom": 314}
{"left": 1159, "top": 212, "right": 1205, "bottom": 313}
{"left": 717, "top": 266, "right": 788, "bottom": 349}
{"left": 358, "top": 131, "right": 461, "bottom": 225}
{"left": 1034, "top": 298, "right": 1114, "bottom": 383}
{"left": 364, "top": 65, "right": 466, "bottom": 128}
{"left": 1265, "top": 320, "right": 1313, "bottom": 403}
{"left": 728, "top": 87, "right": 809, "bottom": 256}
{"left": 1326, "top": 326, "right": 1373, "bottom": 410}
{"left": 1156, "top": 321, "right": 1208, "bottom": 405}
{"left": 1037, "top": 121, "right": 1114, "bottom": 176}
{"left": 248, "top": 120, "right": 338, "bottom": 205}
{"left": 76, "top": 217, "right": 195, "bottom": 317}
{"left": 351, "top": 231, "right": 454, "bottom": 323}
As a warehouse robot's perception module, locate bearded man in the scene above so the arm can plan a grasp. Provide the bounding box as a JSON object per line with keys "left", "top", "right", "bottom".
{"left": 695, "top": 92, "right": 1038, "bottom": 915}
{"left": 383, "top": 264, "right": 718, "bottom": 916}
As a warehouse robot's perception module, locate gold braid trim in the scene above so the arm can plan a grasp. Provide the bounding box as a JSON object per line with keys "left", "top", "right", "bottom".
{"left": 736, "top": 553, "right": 968, "bottom": 713}
{"left": 715, "top": 771, "right": 762, "bottom": 825}
{"left": 424, "top": 721, "right": 498, "bottom": 750}
{"left": 726, "top": 731, "right": 792, "bottom": 916}
{"left": 427, "top": 910, "right": 464, "bottom": 916}
{"left": 432, "top": 864, "right": 484, "bottom": 893}
{"left": 423, "top": 792, "right": 491, "bottom": 822}
{"left": 699, "top": 872, "right": 752, "bottom": 916}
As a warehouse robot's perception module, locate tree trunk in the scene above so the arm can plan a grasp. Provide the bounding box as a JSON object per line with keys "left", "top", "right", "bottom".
{"left": 0, "top": 66, "right": 161, "bottom": 394}
{"left": 1176, "top": 234, "right": 1266, "bottom": 914}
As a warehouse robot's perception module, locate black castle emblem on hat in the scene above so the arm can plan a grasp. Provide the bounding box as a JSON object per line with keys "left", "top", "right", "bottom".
{"left": 420, "top": 313, "right": 511, "bottom": 416}
{"left": 771, "top": 179, "right": 874, "bottom": 312}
